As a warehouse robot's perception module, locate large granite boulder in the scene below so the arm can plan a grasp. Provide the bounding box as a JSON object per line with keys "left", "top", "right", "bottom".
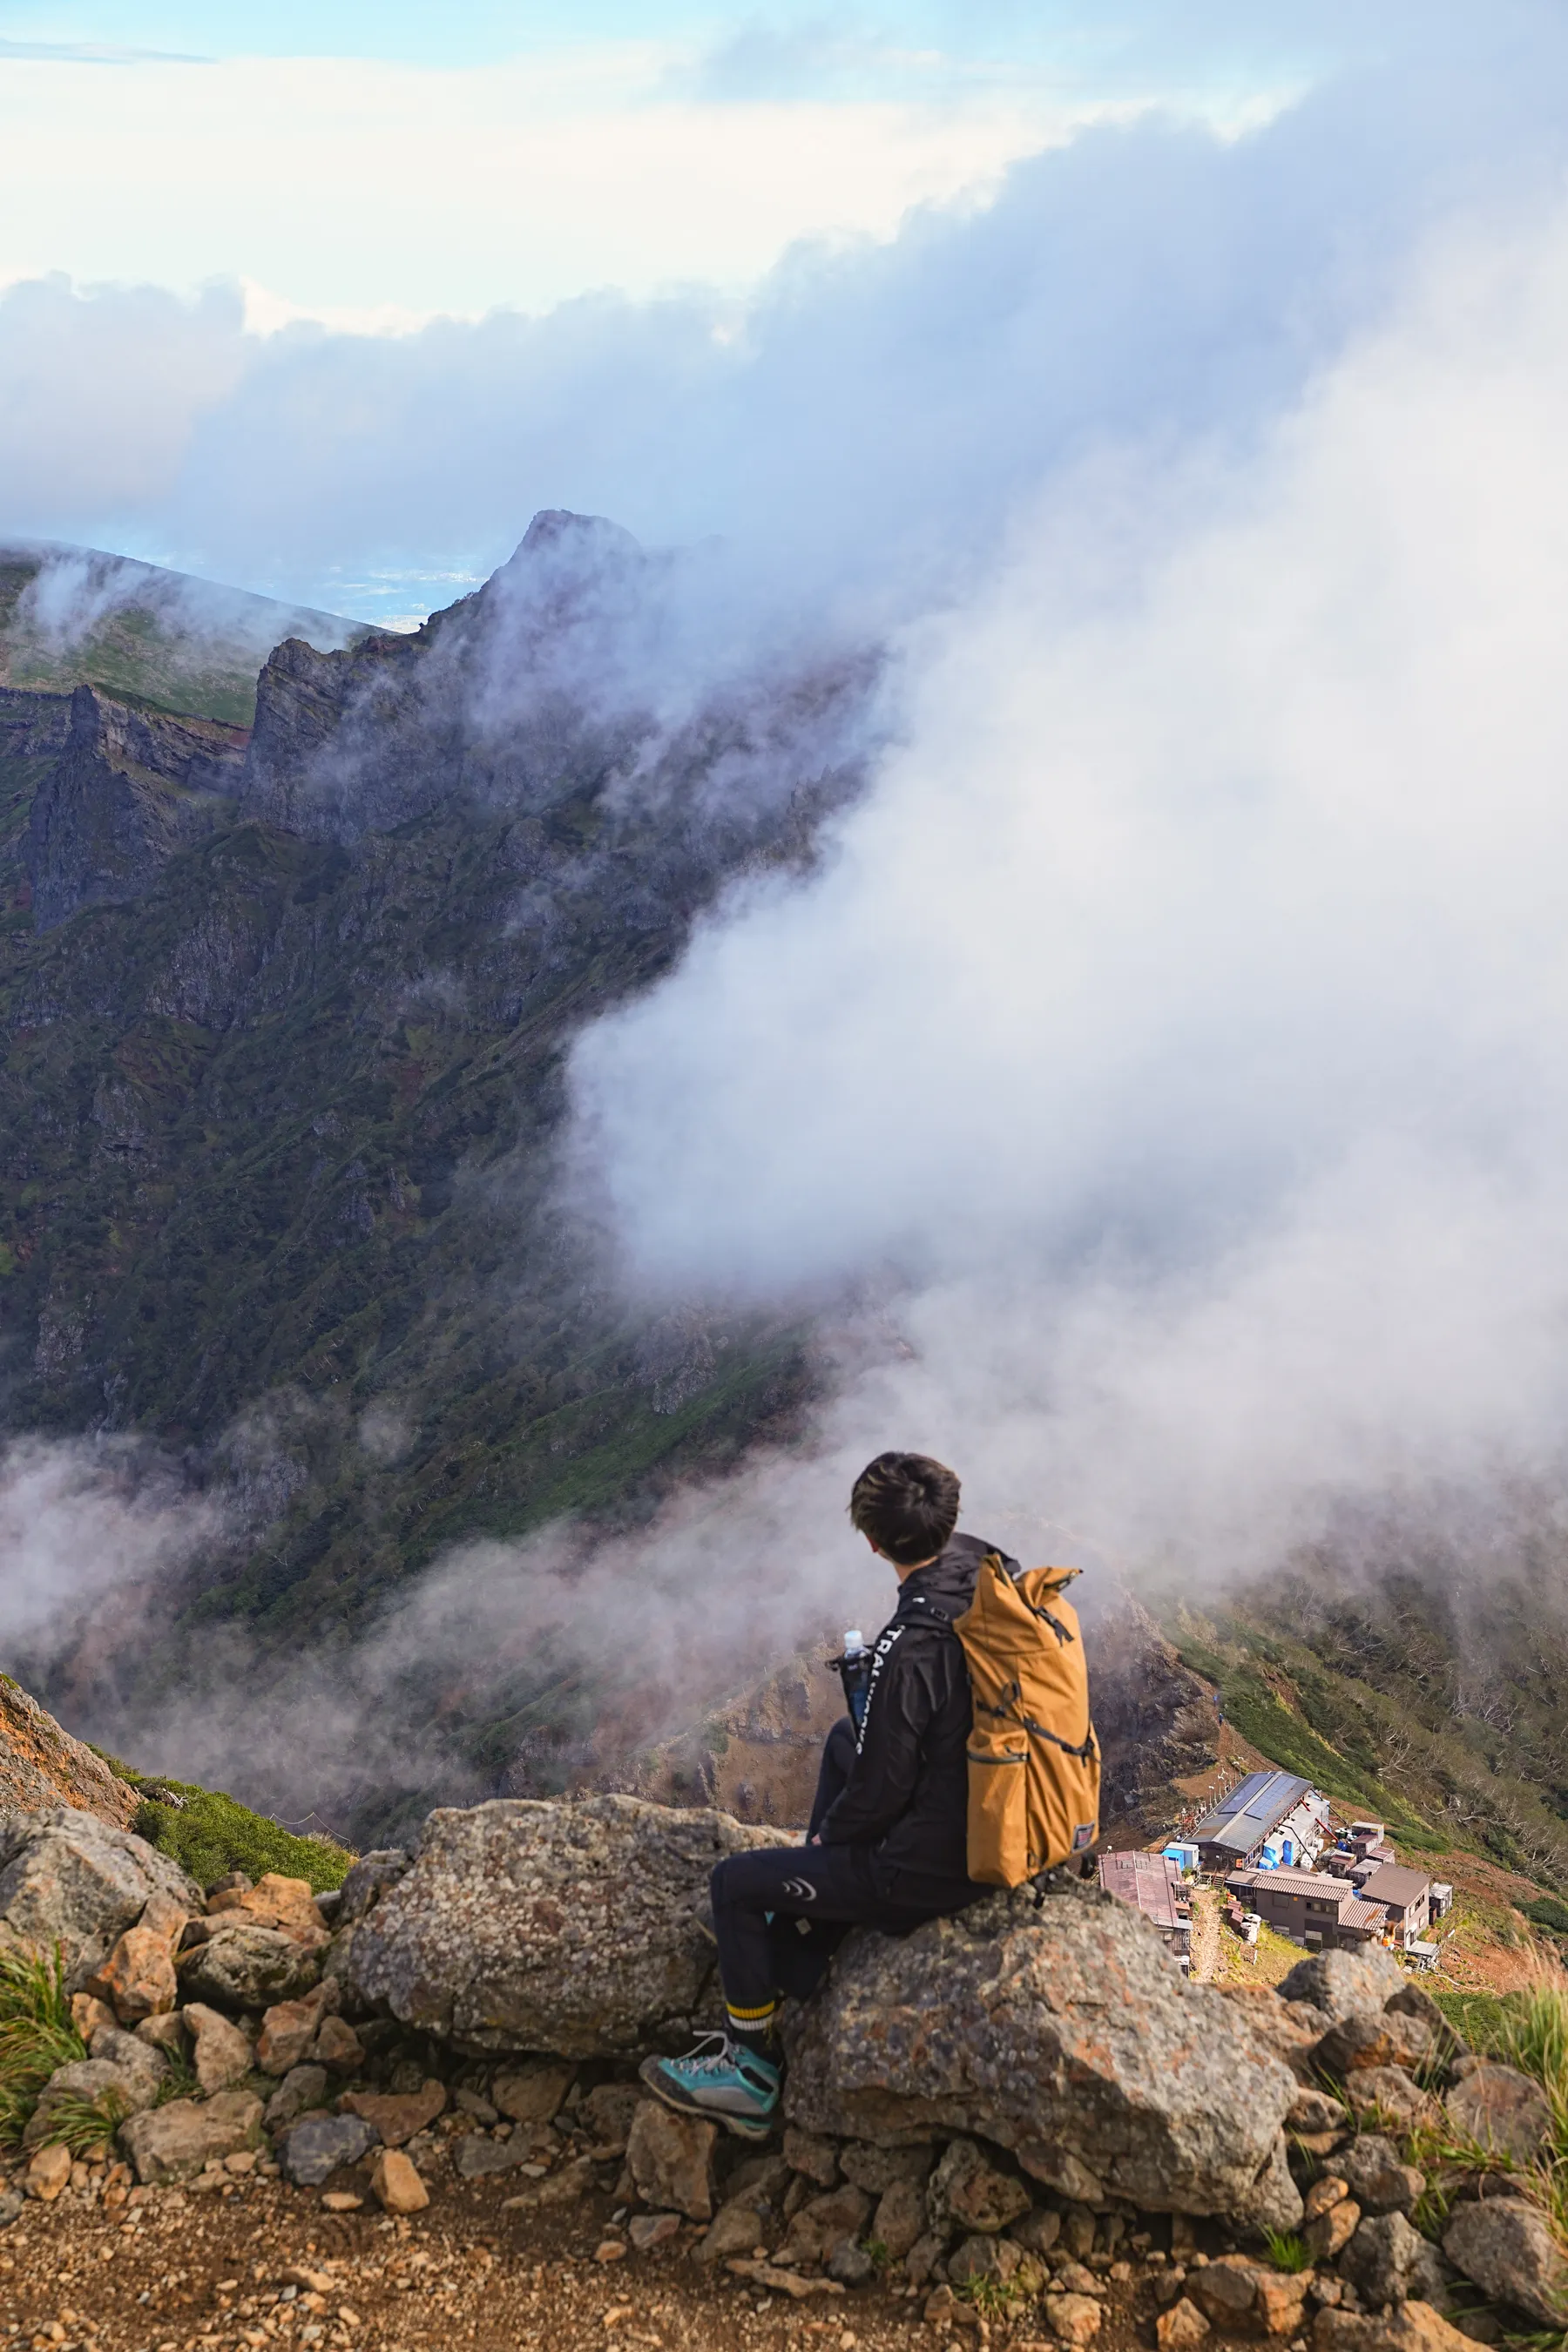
{"left": 1443, "top": 2198, "right": 1568, "bottom": 2328}
{"left": 782, "top": 1878, "right": 1303, "bottom": 2227}
{"left": 1276, "top": 1947, "right": 1405, "bottom": 2024}
{"left": 0, "top": 1808, "right": 200, "bottom": 1989}
{"left": 347, "top": 1795, "right": 776, "bottom": 2054}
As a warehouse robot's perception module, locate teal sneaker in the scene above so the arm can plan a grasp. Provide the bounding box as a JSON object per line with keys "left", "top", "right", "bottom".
{"left": 639, "top": 2034, "right": 781, "bottom": 2140}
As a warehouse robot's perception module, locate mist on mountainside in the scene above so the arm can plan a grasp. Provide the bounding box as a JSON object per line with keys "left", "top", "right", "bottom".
{"left": 0, "top": 544, "right": 362, "bottom": 726}
{"left": 7, "top": 10, "right": 1568, "bottom": 1885}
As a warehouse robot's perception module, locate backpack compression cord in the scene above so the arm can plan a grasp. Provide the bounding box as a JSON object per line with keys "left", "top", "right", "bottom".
{"left": 954, "top": 1556, "right": 1100, "bottom": 1888}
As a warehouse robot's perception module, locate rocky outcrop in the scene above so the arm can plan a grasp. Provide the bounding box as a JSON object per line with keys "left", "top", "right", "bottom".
{"left": 1443, "top": 2198, "right": 1568, "bottom": 2327}
{"left": 783, "top": 1875, "right": 1302, "bottom": 2227}
{"left": 348, "top": 1794, "right": 776, "bottom": 2054}
{"left": 1087, "top": 1596, "right": 1223, "bottom": 1831}
{"left": 1443, "top": 2060, "right": 1554, "bottom": 2164}
{"left": 25, "top": 684, "right": 245, "bottom": 930}
{"left": 1276, "top": 1945, "right": 1406, "bottom": 2022}
{"left": 0, "top": 685, "right": 71, "bottom": 759}
{"left": 0, "top": 1677, "right": 138, "bottom": 1828}
{"left": 0, "top": 1807, "right": 200, "bottom": 1988}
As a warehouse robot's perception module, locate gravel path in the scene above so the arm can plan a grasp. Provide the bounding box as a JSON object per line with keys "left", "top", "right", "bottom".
{"left": 0, "top": 2151, "right": 1177, "bottom": 2352}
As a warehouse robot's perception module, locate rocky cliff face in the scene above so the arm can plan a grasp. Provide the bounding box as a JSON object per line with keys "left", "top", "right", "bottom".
{"left": 25, "top": 686, "right": 246, "bottom": 931}
{"left": 0, "top": 687, "right": 72, "bottom": 762}
{"left": 0, "top": 514, "right": 872, "bottom": 1834}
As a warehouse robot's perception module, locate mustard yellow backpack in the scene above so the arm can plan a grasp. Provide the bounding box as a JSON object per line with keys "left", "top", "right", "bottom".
{"left": 954, "top": 1555, "right": 1101, "bottom": 1887}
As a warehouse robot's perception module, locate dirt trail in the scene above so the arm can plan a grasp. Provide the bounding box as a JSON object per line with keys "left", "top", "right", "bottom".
{"left": 0, "top": 2152, "right": 1187, "bottom": 2352}
{"left": 1187, "top": 1885, "right": 1223, "bottom": 1984}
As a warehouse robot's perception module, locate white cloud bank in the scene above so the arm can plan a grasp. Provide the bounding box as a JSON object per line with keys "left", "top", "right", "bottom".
{"left": 3, "top": 10, "right": 1556, "bottom": 625}
{"left": 570, "top": 202, "right": 1568, "bottom": 1586}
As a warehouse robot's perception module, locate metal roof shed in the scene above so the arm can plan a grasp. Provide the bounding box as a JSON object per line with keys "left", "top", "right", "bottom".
{"left": 1193, "top": 1770, "right": 1316, "bottom": 1865}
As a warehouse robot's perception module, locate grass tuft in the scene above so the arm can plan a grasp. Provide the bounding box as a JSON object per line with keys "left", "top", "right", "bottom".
{"left": 0, "top": 1943, "right": 84, "bottom": 2146}
{"left": 1409, "top": 1968, "right": 1568, "bottom": 2273}
{"left": 153, "top": 2054, "right": 199, "bottom": 2106}
{"left": 33, "top": 2087, "right": 128, "bottom": 2154}
{"left": 956, "top": 2274, "right": 1032, "bottom": 2317}
{"left": 1264, "top": 2229, "right": 1312, "bottom": 2274}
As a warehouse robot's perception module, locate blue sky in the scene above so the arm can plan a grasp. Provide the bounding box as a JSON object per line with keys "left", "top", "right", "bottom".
{"left": 0, "top": 4, "right": 1369, "bottom": 326}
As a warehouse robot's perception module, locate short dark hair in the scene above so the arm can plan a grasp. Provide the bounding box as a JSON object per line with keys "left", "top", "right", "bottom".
{"left": 848, "top": 1452, "right": 961, "bottom": 1566}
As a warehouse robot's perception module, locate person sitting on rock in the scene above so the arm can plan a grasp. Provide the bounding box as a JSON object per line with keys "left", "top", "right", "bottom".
{"left": 640, "top": 1450, "right": 995, "bottom": 2138}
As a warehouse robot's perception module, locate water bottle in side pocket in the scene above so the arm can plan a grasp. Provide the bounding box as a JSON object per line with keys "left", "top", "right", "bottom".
{"left": 830, "top": 1629, "right": 874, "bottom": 1729}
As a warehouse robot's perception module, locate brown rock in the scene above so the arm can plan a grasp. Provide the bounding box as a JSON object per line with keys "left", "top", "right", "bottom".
{"left": 118, "top": 2090, "right": 264, "bottom": 2185}
{"left": 1338, "top": 2136, "right": 1426, "bottom": 2216}
{"left": 255, "top": 1981, "right": 340, "bottom": 2073}
{"left": 25, "top": 2145, "right": 70, "bottom": 2201}
{"left": 71, "top": 1992, "right": 116, "bottom": 2041}
{"left": 1288, "top": 2085, "right": 1351, "bottom": 2153}
{"left": 1315, "top": 2011, "right": 1434, "bottom": 2078}
{"left": 182, "top": 2003, "right": 253, "bottom": 2093}
{"left": 1444, "top": 2064, "right": 1554, "bottom": 2166}
{"left": 628, "top": 2212, "right": 682, "bottom": 2251}
{"left": 135, "top": 2011, "right": 187, "bottom": 2058}
{"left": 1345, "top": 2067, "right": 1442, "bottom": 2132}
{"left": 339, "top": 2080, "right": 447, "bottom": 2146}
{"left": 875, "top": 2176, "right": 927, "bottom": 2260}
{"left": 727, "top": 2259, "right": 845, "bottom": 2301}
{"left": 578, "top": 2081, "right": 641, "bottom": 2153}
{"left": 1443, "top": 2196, "right": 1568, "bottom": 2328}
{"left": 1314, "top": 2302, "right": 1480, "bottom": 2352}
{"left": 1188, "top": 2254, "right": 1308, "bottom": 2338}
{"left": 1013, "top": 2207, "right": 1063, "bottom": 2256}
{"left": 1306, "top": 2175, "right": 1350, "bottom": 2220}
{"left": 369, "top": 2148, "right": 429, "bottom": 2215}
{"left": 1307, "top": 2197, "right": 1362, "bottom": 2263}
{"left": 928, "top": 2136, "right": 1032, "bottom": 2235}
{"left": 626, "top": 2099, "right": 716, "bottom": 2221}
{"left": 312, "top": 2013, "right": 362, "bottom": 2074}
{"left": 493, "top": 2060, "right": 576, "bottom": 2123}
{"left": 85, "top": 1922, "right": 178, "bottom": 2024}
{"left": 838, "top": 2139, "right": 933, "bottom": 2193}
{"left": 781, "top": 2182, "right": 872, "bottom": 2264}
{"left": 698, "top": 2200, "right": 767, "bottom": 2263}
{"left": 208, "top": 1872, "right": 328, "bottom": 1946}
{"left": 1158, "top": 2299, "right": 1213, "bottom": 2349}
{"left": 1235, "top": 1992, "right": 1328, "bottom": 2083}
{"left": 1044, "top": 2291, "right": 1103, "bottom": 2345}
{"left": 783, "top": 2124, "right": 839, "bottom": 2186}
{"left": 1255, "top": 2272, "right": 1316, "bottom": 2337}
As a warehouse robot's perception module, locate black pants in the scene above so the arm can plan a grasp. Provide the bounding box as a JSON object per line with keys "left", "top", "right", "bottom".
{"left": 708, "top": 1716, "right": 970, "bottom": 2023}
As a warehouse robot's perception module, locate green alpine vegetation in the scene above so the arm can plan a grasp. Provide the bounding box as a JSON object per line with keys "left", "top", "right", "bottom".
{"left": 0, "top": 544, "right": 360, "bottom": 727}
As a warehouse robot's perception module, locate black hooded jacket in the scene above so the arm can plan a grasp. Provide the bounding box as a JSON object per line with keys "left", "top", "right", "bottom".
{"left": 815, "top": 1531, "right": 1015, "bottom": 1909}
